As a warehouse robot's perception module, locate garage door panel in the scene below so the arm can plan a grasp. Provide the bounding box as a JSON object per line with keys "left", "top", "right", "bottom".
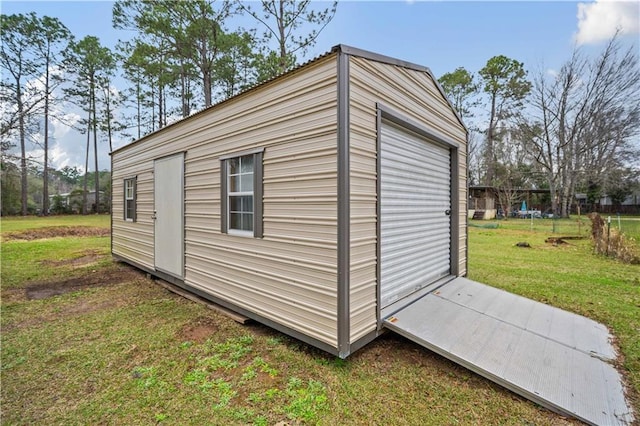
{"left": 380, "top": 121, "right": 451, "bottom": 308}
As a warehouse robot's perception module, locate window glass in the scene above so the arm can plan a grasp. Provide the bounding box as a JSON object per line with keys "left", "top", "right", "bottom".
{"left": 228, "top": 158, "right": 239, "bottom": 175}
{"left": 240, "top": 174, "right": 253, "bottom": 192}
{"left": 240, "top": 155, "right": 253, "bottom": 173}
{"left": 242, "top": 213, "right": 253, "bottom": 231}
{"left": 228, "top": 155, "right": 254, "bottom": 232}
{"left": 230, "top": 175, "right": 239, "bottom": 192}
{"left": 124, "top": 178, "right": 136, "bottom": 221}
{"left": 222, "top": 151, "right": 262, "bottom": 237}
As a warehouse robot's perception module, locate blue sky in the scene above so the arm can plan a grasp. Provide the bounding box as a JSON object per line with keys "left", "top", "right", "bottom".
{"left": 2, "top": 0, "right": 639, "bottom": 171}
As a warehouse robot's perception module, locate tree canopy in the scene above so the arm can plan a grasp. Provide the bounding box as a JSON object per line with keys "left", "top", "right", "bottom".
{"left": 1, "top": 4, "right": 639, "bottom": 218}
{"left": 438, "top": 38, "right": 639, "bottom": 217}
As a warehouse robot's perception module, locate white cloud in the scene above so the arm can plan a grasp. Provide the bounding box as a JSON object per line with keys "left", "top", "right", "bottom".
{"left": 51, "top": 111, "right": 81, "bottom": 141}
{"left": 575, "top": 0, "right": 640, "bottom": 45}
{"left": 50, "top": 143, "right": 73, "bottom": 170}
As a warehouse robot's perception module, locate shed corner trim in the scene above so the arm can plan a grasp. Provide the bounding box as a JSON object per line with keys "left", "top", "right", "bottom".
{"left": 337, "top": 48, "right": 351, "bottom": 358}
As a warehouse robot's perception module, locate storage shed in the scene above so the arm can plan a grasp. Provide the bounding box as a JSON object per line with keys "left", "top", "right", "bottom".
{"left": 112, "top": 45, "right": 632, "bottom": 425}
{"left": 112, "top": 44, "right": 468, "bottom": 357}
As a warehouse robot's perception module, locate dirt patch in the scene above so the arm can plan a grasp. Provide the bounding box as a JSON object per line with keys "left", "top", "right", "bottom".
{"left": 178, "top": 316, "right": 220, "bottom": 343}
{"left": 545, "top": 236, "right": 586, "bottom": 246}
{"left": 25, "top": 267, "right": 141, "bottom": 300}
{"left": 41, "top": 249, "right": 105, "bottom": 268}
{"left": 3, "top": 226, "right": 109, "bottom": 241}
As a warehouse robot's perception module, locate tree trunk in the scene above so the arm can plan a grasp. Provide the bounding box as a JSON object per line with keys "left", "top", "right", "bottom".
{"left": 83, "top": 109, "right": 90, "bottom": 215}
{"left": 106, "top": 88, "right": 113, "bottom": 153}
{"left": 136, "top": 79, "right": 141, "bottom": 139}
{"left": 43, "top": 57, "right": 50, "bottom": 216}
{"left": 485, "top": 92, "right": 497, "bottom": 186}
{"left": 180, "top": 59, "right": 189, "bottom": 118}
{"left": 151, "top": 82, "right": 156, "bottom": 133}
{"left": 278, "top": 0, "right": 287, "bottom": 73}
{"left": 92, "top": 82, "right": 100, "bottom": 214}
{"left": 17, "top": 83, "right": 28, "bottom": 216}
{"left": 203, "top": 71, "right": 211, "bottom": 107}
{"left": 158, "top": 77, "right": 163, "bottom": 129}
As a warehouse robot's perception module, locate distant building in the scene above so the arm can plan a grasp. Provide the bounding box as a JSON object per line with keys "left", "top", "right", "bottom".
{"left": 468, "top": 186, "right": 551, "bottom": 219}
{"left": 49, "top": 190, "right": 104, "bottom": 213}
{"left": 576, "top": 190, "right": 640, "bottom": 214}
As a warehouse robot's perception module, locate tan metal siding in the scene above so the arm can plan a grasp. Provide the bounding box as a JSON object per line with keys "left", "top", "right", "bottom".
{"left": 348, "top": 56, "right": 468, "bottom": 342}
{"left": 113, "top": 56, "right": 340, "bottom": 348}
{"left": 112, "top": 167, "right": 154, "bottom": 269}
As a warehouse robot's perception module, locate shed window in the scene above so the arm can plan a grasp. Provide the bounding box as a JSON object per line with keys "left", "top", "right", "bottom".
{"left": 221, "top": 150, "right": 263, "bottom": 237}
{"left": 124, "top": 178, "right": 136, "bottom": 222}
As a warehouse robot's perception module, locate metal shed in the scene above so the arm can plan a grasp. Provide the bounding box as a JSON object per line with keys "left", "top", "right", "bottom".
{"left": 111, "top": 45, "right": 632, "bottom": 425}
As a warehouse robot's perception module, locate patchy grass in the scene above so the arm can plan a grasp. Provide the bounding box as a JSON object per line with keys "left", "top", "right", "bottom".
{"left": 2, "top": 215, "right": 637, "bottom": 424}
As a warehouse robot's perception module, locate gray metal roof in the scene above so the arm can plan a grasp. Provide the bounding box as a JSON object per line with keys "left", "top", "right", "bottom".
{"left": 111, "top": 44, "right": 466, "bottom": 155}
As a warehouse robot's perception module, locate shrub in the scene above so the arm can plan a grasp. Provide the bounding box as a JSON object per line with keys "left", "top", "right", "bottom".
{"left": 589, "top": 213, "right": 639, "bottom": 264}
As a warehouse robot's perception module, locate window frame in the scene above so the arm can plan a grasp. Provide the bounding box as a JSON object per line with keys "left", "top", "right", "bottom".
{"left": 220, "top": 148, "right": 264, "bottom": 238}
{"left": 124, "top": 177, "right": 137, "bottom": 222}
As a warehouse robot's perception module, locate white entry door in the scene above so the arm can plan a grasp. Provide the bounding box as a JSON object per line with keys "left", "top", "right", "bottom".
{"left": 154, "top": 153, "right": 184, "bottom": 278}
{"left": 380, "top": 121, "right": 452, "bottom": 308}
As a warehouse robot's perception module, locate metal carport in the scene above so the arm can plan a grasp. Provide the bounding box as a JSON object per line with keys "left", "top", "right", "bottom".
{"left": 384, "top": 277, "right": 634, "bottom": 425}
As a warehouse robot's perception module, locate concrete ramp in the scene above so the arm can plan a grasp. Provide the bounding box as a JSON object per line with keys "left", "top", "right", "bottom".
{"left": 383, "top": 277, "right": 634, "bottom": 425}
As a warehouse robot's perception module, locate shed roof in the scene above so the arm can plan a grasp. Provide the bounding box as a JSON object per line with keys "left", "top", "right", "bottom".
{"left": 111, "top": 44, "right": 466, "bottom": 156}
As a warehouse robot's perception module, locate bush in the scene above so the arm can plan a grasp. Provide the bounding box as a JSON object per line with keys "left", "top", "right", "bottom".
{"left": 50, "top": 195, "right": 71, "bottom": 215}
{"left": 590, "top": 213, "right": 639, "bottom": 264}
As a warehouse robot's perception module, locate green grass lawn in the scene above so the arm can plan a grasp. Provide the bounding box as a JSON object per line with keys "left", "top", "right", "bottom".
{"left": 618, "top": 218, "right": 640, "bottom": 241}
{"left": 1, "top": 215, "right": 637, "bottom": 424}
{"left": 1, "top": 214, "right": 110, "bottom": 233}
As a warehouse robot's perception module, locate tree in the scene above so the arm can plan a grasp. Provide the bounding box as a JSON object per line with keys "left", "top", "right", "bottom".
{"left": 64, "top": 36, "right": 115, "bottom": 214}
{"left": 214, "top": 31, "right": 259, "bottom": 99}
{"left": 521, "top": 34, "right": 640, "bottom": 217}
{"left": 492, "top": 127, "right": 535, "bottom": 218}
{"left": 605, "top": 168, "right": 638, "bottom": 211}
{"left": 32, "top": 16, "right": 72, "bottom": 216}
{"left": 438, "top": 67, "right": 478, "bottom": 123}
{"left": 113, "top": 0, "right": 233, "bottom": 109}
{"left": 1, "top": 159, "right": 21, "bottom": 215}
{"left": 1, "top": 13, "right": 42, "bottom": 215}
{"left": 182, "top": 0, "right": 232, "bottom": 106}
{"left": 478, "top": 56, "right": 531, "bottom": 186}
{"left": 238, "top": 0, "right": 338, "bottom": 75}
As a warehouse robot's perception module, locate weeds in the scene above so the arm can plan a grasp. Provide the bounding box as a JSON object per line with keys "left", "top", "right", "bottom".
{"left": 284, "top": 378, "right": 329, "bottom": 423}
{"left": 590, "top": 213, "right": 640, "bottom": 263}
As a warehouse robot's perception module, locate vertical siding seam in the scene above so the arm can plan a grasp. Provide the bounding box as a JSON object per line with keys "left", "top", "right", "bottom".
{"left": 254, "top": 151, "right": 264, "bottom": 238}
{"left": 465, "top": 131, "right": 470, "bottom": 275}
{"left": 337, "top": 51, "right": 351, "bottom": 358}
{"left": 111, "top": 153, "right": 114, "bottom": 256}
{"left": 181, "top": 154, "right": 186, "bottom": 279}
{"left": 220, "top": 159, "right": 228, "bottom": 233}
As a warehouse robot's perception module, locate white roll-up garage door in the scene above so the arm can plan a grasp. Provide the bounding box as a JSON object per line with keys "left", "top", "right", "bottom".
{"left": 380, "top": 121, "right": 452, "bottom": 308}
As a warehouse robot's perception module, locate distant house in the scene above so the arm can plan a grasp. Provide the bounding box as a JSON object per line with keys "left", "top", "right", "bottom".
{"left": 49, "top": 190, "right": 104, "bottom": 213}
{"left": 576, "top": 189, "right": 640, "bottom": 214}
{"left": 468, "top": 185, "right": 551, "bottom": 219}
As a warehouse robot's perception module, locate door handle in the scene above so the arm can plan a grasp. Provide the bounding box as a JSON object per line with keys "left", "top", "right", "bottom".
{"left": 445, "top": 209, "right": 451, "bottom": 216}
{"left": 151, "top": 211, "right": 157, "bottom": 220}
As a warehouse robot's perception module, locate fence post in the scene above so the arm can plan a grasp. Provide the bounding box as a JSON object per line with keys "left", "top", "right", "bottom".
{"left": 607, "top": 216, "right": 611, "bottom": 256}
